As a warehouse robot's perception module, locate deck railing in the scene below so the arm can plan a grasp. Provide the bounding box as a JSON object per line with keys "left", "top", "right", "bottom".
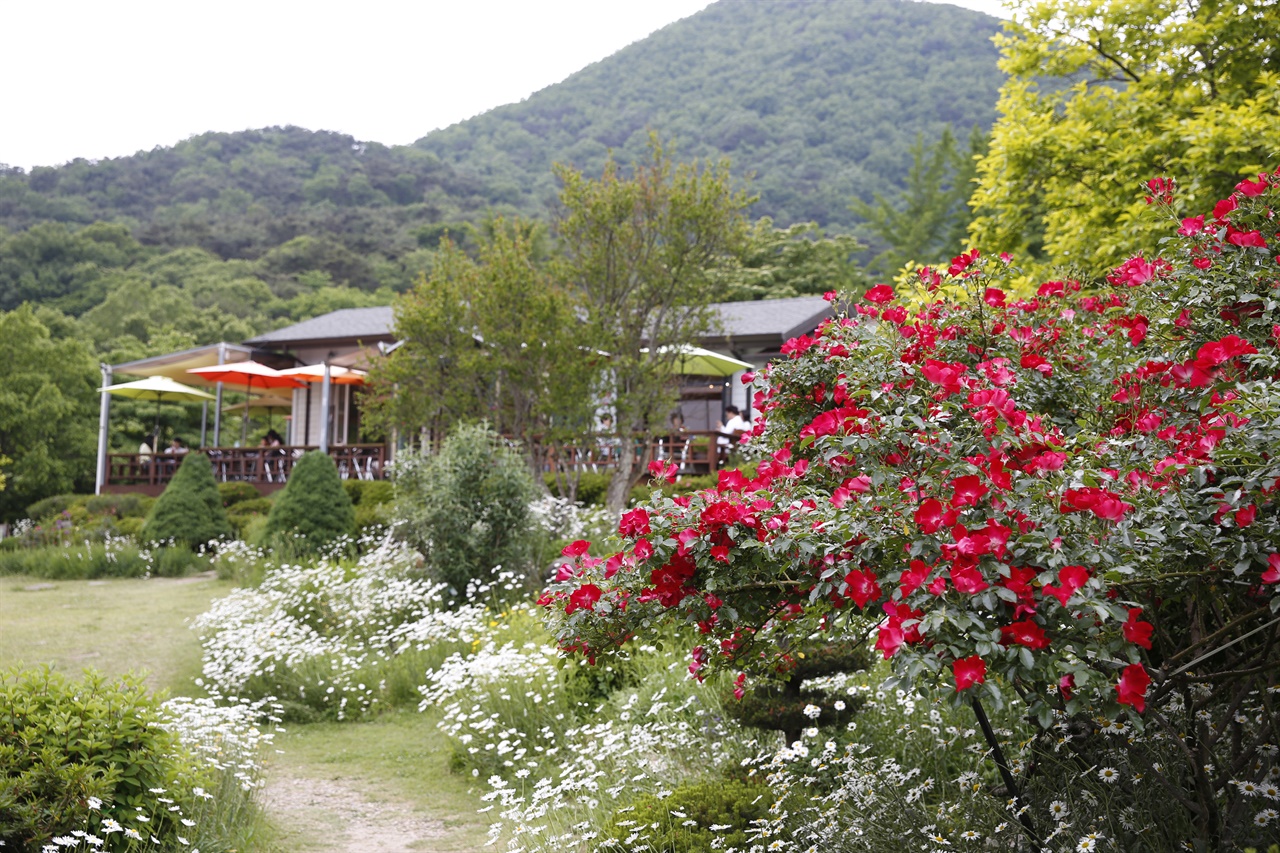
{"left": 530, "top": 430, "right": 737, "bottom": 476}
{"left": 104, "top": 444, "right": 388, "bottom": 495}
{"left": 103, "top": 430, "right": 741, "bottom": 495}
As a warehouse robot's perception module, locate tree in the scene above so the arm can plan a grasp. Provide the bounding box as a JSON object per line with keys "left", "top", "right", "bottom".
{"left": 391, "top": 423, "right": 538, "bottom": 597}
{"left": 554, "top": 138, "right": 754, "bottom": 512}
{"left": 852, "top": 126, "right": 984, "bottom": 278}
{"left": 263, "top": 451, "right": 355, "bottom": 551}
{"left": 141, "top": 453, "right": 233, "bottom": 547}
{"left": 0, "top": 307, "right": 98, "bottom": 521}
{"left": 544, "top": 173, "right": 1280, "bottom": 849}
{"left": 969, "top": 0, "right": 1280, "bottom": 275}
{"left": 713, "top": 219, "right": 866, "bottom": 301}
{"left": 367, "top": 217, "right": 594, "bottom": 472}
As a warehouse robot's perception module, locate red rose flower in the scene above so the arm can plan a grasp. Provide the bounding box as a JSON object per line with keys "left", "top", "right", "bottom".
{"left": 864, "top": 284, "right": 895, "bottom": 304}
{"left": 953, "top": 655, "right": 986, "bottom": 691}
{"left": 1122, "top": 608, "right": 1154, "bottom": 649}
{"left": 1001, "top": 619, "right": 1050, "bottom": 650}
{"left": 565, "top": 583, "right": 602, "bottom": 614}
{"left": 843, "top": 567, "right": 882, "bottom": 608}
{"left": 1116, "top": 664, "right": 1151, "bottom": 713}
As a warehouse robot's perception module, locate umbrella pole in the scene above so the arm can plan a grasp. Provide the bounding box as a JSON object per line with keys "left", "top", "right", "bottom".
{"left": 241, "top": 377, "right": 252, "bottom": 445}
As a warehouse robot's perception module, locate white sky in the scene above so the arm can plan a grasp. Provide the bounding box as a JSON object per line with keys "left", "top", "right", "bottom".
{"left": 1, "top": 0, "right": 1009, "bottom": 171}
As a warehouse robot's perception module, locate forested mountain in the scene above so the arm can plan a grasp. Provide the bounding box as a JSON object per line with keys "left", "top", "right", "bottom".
{"left": 0, "top": 0, "right": 1004, "bottom": 345}
{"left": 417, "top": 0, "right": 1004, "bottom": 230}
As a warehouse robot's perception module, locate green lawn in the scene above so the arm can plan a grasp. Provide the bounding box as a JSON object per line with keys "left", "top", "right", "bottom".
{"left": 0, "top": 572, "right": 232, "bottom": 693}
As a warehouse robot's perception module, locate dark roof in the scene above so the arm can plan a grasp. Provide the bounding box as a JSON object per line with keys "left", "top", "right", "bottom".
{"left": 245, "top": 296, "right": 831, "bottom": 351}
{"left": 710, "top": 295, "right": 832, "bottom": 348}
{"left": 246, "top": 306, "right": 395, "bottom": 346}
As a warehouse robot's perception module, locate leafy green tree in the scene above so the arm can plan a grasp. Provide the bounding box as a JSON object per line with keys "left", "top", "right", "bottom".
{"left": 970, "top": 0, "right": 1280, "bottom": 274}
{"left": 141, "top": 453, "right": 233, "bottom": 548}
{"left": 555, "top": 138, "right": 754, "bottom": 512}
{"left": 368, "top": 217, "right": 594, "bottom": 465}
{"left": 263, "top": 451, "right": 355, "bottom": 551}
{"left": 852, "top": 126, "right": 983, "bottom": 277}
{"left": 0, "top": 307, "right": 98, "bottom": 521}
{"left": 715, "top": 219, "right": 866, "bottom": 301}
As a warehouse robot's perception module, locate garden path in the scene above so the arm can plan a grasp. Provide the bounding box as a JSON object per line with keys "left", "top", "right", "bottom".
{"left": 265, "top": 769, "right": 454, "bottom": 852}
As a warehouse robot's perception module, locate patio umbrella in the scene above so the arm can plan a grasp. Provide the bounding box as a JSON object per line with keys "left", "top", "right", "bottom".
{"left": 187, "top": 362, "right": 306, "bottom": 443}
{"left": 104, "top": 376, "right": 217, "bottom": 435}
{"left": 277, "top": 364, "right": 368, "bottom": 385}
{"left": 647, "top": 345, "right": 754, "bottom": 377}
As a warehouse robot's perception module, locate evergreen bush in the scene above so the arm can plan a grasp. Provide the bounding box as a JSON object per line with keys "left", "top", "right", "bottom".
{"left": 393, "top": 423, "right": 537, "bottom": 596}
{"left": 263, "top": 451, "right": 355, "bottom": 552}
{"left": 141, "top": 454, "right": 232, "bottom": 548}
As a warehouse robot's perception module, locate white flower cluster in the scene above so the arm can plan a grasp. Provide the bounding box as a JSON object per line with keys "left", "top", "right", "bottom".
{"left": 160, "top": 692, "right": 284, "bottom": 792}
{"left": 527, "top": 494, "right": 617, "bottom": 542}
{"left": 196, "top": 537, "right": 489, "bottom": 719}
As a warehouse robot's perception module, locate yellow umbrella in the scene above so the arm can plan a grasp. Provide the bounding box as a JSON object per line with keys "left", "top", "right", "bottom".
{"left": 104, "top": 376, "right": 216, "bottom": 433}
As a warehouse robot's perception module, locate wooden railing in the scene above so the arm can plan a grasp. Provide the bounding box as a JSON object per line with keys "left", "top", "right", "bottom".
{"left": 103, "top": 431, "right": 742, "bottom": 496}
{"left": 529, "top": 430, "right": 738, "bottom": 476}
{"left": 104, "top": 444, "right": 388, "bottom": 495}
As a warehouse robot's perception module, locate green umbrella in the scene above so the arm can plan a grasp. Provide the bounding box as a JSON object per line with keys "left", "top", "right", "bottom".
{"left": 648, "top": 345, "right": 754, "bottom": 377}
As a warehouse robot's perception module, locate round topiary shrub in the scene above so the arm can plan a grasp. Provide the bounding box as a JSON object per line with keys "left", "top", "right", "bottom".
{"left": 263, "top": 451, "right": 355, "bottom": 552}
{"left": 216, "top": 480, "right": 262, "bottom": 508}
{"left": 141, "top": 453, "right": 232, "bottom": 548}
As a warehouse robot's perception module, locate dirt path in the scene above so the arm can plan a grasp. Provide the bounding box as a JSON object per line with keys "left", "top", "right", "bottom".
{"left": 264, "top": 770, "right": 455, "bottom": 852}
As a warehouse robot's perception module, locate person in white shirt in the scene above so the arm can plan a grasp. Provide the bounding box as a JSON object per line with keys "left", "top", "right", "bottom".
{"left": 717, "top": 405, "right": 750, "bottom": 448}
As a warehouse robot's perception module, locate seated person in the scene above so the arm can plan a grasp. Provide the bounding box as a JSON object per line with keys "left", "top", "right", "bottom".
{"left": 716, "top": 405, "right": 750, "bottom": 447}
{"left": 716, "top": 406, "right": 751, "bottom": 465}
{"left": 166, "top": 437, "right": 188, "bottom": 455}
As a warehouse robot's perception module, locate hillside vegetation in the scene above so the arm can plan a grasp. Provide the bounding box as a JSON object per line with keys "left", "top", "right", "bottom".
{"left": 416, "top": 0, "right": 1004, "bottom": 229}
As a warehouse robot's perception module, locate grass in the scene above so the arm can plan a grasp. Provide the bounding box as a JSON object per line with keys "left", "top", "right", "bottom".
{"left": 269, "top": 708, "right": 490, "bottom": 851}
{"left": 0, "top": 570, "right": 491, "bottom": 852}
{"left": 0, "top": 572, "right": 233, "bottom": 693}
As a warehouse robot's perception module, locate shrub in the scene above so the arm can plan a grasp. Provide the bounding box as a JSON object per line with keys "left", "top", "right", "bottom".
{"left": 354, "top": 501, "right": 389, "bottom": 537}
{"left": 24, "top": 494, "right": 76, "bottom": 522}
{"left": 343, "top": 478, "right": 394, "bottom": 507}
{"left": 602, "top": 778, "right": 774, "bottom": 852}
{"left": 0, "top": 669, "right": 185, "bottom": 850}
{"left": 142, "top": 454, "right": 232, "bottom": 549}
{"left": 226, "top": 496, "right": 274, "bottom": 540}
{"left": 543, "top": 471, "right": 612, "bottom": 506}
{"left": 216, "top": 481, "right": 262, "bottom": 508}
{"left": 84, "top": 492, "right": 151, "bottom": 518}
{"left": 263, "top": 451, "right": 355, "bottom": 552}
{"left": 724, "top": 640, "right": 869, "bottom": 743}
{"left": 394, "top": 424, "right": 538, "bottom": 596}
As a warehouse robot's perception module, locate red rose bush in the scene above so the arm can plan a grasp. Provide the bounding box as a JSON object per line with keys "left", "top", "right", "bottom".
{"left": 543, "top": 174, "right": 1280, "bottom": 849}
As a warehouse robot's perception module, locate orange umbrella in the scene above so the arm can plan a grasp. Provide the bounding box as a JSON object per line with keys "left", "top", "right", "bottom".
{"left": 187, "top": 362, "right": 306, "bottom": 443}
